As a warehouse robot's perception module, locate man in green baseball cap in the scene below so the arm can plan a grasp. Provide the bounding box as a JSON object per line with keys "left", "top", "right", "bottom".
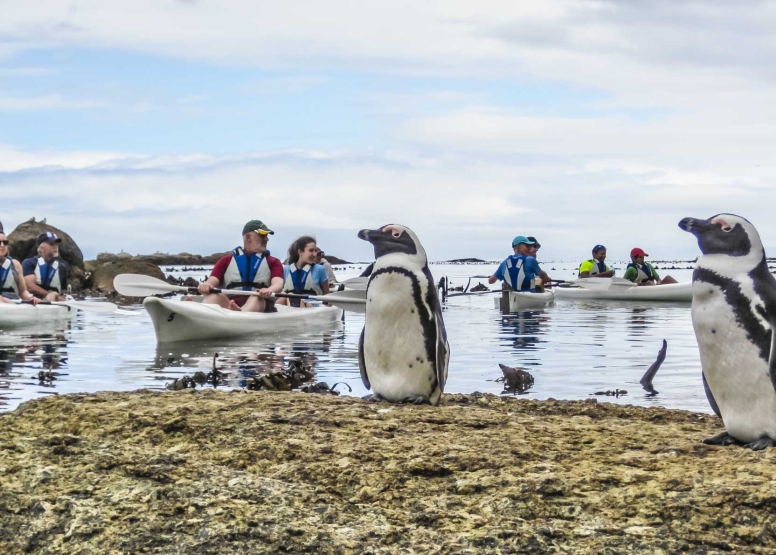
{"left": 197, "top": 219, "right": 284, "bottom": 312}
{"left": 241, "top": 220, "right": 274, "bottom": 237}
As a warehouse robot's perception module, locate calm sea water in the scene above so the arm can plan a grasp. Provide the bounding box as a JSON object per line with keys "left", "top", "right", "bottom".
{"left": 0, "top": 262, "right": 711, "bottom": 413}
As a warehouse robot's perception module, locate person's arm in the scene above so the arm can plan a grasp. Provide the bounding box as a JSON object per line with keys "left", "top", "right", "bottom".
{"left": 489, "top": 261, "right": 506, "bottom": 285}
{"left": 578, "top": 260, "right": 592, "bottom": 278}
{"left": 14, "top": 261, "right": 39, "bottom": 304}
{"left": 260, "top": 258, "right": 285, "bottom": 298}
{"left": 315, "top": 266, "right": 330, "bottom": 295}
{"left": 622, "top": 266, "right": 638, "bottom": 283}
{"left": 651, "top": 264, "right": 661, "bottom": 284}
{"left": 198, "top": 256, "right": 228, "bottom": 295}
{"left": 22, "top": 260, "right": 51, "bottom": 299}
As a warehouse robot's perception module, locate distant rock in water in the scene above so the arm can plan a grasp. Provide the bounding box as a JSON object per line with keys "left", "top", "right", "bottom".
{"left": 8, "top": 220, "right": 86, "bottom": 291}
{"left": 323, "top": 255, "right": 350, "bottom": 265}
{"left": 89, "top": 251, "right": 229, "bottom": 266}
{"left": 442, "top": 258, "right": 488, "bottom": 264}
{"left": 90, "top": 259, "right": 165, "bottom": 295}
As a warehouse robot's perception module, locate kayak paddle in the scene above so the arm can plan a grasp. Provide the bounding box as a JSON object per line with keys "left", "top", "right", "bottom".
{"left": 113, "top": 274, "right": 366, "bottom": 313}
{"left": 16, "top": 299, "right": 119, "bottom": 312}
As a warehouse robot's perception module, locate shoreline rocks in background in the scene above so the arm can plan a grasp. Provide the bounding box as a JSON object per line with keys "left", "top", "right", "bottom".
{"left": 88, "top": 259, "right": 166, "bottom": 296}
{"left": 0, "top": 390, "right": 771, "bottom": 553}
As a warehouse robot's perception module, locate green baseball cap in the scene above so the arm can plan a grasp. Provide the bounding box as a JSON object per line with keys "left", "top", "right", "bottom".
{"left": 242, "top": 220, "right": 274, "bottom": 236}
{"left": 511, "top": 235, "right": 535, "bottom": 247}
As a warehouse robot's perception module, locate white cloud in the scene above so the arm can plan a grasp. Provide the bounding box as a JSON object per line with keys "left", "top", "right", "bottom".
{"left": 0, "top": 94, "right": 109, "bottom": 111}
{"left": 1, "top": 146, "right": 775, "bottom": 262}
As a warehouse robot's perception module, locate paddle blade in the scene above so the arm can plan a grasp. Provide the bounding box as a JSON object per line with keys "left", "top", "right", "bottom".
{"left": 60, "top": 300, "right": 119, "bottom": 312}
{"left": 114, "top": 274, "right": 183, "bottom": 297}
{"left": 317, "top": 289, "right": 367, "bottom": 314}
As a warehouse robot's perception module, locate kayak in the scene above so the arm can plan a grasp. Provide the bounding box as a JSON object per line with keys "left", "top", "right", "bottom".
{"left": 144, "top": 297, "right": 344, "bottom": 343}
{"left": 0, "top": 302, "right": 72, "bottom": 328}
{"left": 554, "top": 282, "right": 693, "bottom": 302}
{"left": 494, "top": 290, "right": 555, "bottom": 311}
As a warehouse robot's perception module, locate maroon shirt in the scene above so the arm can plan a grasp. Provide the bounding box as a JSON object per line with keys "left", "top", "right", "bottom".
{"left": 211, "top": 253, "right": 283, "bottom": 307}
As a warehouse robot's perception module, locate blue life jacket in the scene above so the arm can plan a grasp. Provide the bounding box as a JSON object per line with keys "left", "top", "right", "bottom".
{"left": 503, "top": 255, "right": 537, "bottom": 292}
{"left": 0, "top": 257, "right": 18, "bottom": 294}
{"left": 34, "top": 257, "right": 62, "bottom": 292}
{"left": 223, "top": 247, "right": 271, "bottom": 291}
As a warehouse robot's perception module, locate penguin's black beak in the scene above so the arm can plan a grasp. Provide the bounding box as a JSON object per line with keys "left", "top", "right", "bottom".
{"left": 358, "top": 229, "right": 377, "bottom": 242}
{"left": 679, "top": 217, "right": 710, "bottom": 235}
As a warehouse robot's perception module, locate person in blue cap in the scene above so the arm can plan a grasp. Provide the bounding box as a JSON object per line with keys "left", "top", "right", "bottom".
{"left": 488, "top": 235, "right": 545, "bottom": 293}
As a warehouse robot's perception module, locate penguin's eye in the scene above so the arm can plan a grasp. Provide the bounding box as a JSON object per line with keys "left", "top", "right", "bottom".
{"left": 382, "top": 226, "right": 403, "bottom": 238}
{"left": 711, "top": 218, "right": 733, "bottom": 232}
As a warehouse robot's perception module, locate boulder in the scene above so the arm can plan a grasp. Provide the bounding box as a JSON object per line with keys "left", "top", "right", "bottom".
{"left": 96, "top": 252, "right": 119, "bottom": 263}
{"left": 90, "top": 259, "right": 165, "bottom": 294}
{"left": 8, "top": 220, "right": 84, "bottom": 270}
{"left": 8, "top": 220, "right": 87, "bottom": 291}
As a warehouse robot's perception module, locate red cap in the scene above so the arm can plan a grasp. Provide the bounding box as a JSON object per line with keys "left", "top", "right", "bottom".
{"left": 630, "top": 247, "right": 648, "bottom": 258}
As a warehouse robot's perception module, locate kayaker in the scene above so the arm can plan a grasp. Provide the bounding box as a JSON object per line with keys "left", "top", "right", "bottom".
{"left": 277, "top": 236, "right": 330, "bottom": 308}
{"left": 197, "top": 220, "right": 284, "bottom": 312}
{"left": 315, "top": 249, "right": 337, "bottom": 286}
{"left": 0, "top": 232, "right": 39, "bottom": 305}
{"left": 488, "top": 235, "right": 544, "bottom": 293}
{"left": 623, "top": 248, "right": 677, "bottom": 286}
{"left": 578, "top": 245, "right": 615, "bottom": 278}
{"left": 22, "top": 233, "right": 69, "bottom": 302}
{"left": 526, "top": 236, "right": 552, "bottom": 289}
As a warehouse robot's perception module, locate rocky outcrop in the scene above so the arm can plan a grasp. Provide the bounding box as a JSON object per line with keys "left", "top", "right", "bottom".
{"left": 7, "top": 220, "right": 86, "bottom": 291}
{"left": 89, "top": 259, "right": 165, "bottom": 294}
{"left": 0, "top": 390, "right": 773, "bottom": 553}
{"left": 7, "top": 220, "right": 84, "bottom": 270}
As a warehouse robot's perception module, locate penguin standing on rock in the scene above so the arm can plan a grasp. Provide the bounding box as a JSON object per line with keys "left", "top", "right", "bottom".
{"left": 679, "top": 213, "right": 776, "bottom": 450}
{"left": 357, "top": 224, "right": 449, "bottom": 405}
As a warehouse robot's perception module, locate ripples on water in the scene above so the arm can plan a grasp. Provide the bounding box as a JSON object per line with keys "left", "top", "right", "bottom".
{"left": 0, "top": 263, "right": 711, "bottom": 413}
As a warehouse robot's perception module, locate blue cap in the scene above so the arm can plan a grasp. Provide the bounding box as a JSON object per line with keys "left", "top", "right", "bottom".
{"left": 511, "top": 235, "right": 535, "bottom": 247}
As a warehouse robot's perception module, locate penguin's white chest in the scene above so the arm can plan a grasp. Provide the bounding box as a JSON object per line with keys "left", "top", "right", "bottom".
{"left": 692, "top": 281, "right": 776, "bottom": 442}
{"left": 364, "top": 271, "right": 436, "bottom": 402}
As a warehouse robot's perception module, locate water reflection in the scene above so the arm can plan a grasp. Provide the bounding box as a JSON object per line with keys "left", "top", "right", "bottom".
{"left": 148, "top": 329, "right": 344, "bottom": 390}
{"left": 498, "top": 309, "right": 549, "bottom": 357}
{"left": 0, "top": 264, "right": 710, "bottom": 414}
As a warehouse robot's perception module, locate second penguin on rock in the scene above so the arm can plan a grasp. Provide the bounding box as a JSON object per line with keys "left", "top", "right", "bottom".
{"left": 357, "top": 224, "right": 449, "bottom": 405}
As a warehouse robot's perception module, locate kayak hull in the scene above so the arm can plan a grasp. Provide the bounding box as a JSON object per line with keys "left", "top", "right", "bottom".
{"left": 494, "top": 290, "right": 555, "bottom": 311}
{"left": 144, "top": 297, "right": 344, "bottom": 343}
{"left": 0, "top": 303, "right": 72, "bottom": 328}
{"left": 554, "top": 282, "right": 693, "bottom": 302}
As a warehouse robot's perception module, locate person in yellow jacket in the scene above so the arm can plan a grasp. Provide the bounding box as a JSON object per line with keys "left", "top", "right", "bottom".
{"left": 578, "top": 245, "right": 615, "bottom": 278}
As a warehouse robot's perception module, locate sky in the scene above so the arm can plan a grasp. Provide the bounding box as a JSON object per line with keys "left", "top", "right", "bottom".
{"left": 1, "top": 0, "right": 775, "bottom": 262}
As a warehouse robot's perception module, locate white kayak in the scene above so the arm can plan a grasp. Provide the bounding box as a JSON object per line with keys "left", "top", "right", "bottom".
{"left": 144, "top": 297, "right": 344, "bottom": 343}
{"left": 494, "top": 290, "right": 555, "bottom": 311}
{"left": 0, "top": 302, "right": 72, "bottom": 327}
{"left": 555, "top": 280, "right": 693, "bottom": 302}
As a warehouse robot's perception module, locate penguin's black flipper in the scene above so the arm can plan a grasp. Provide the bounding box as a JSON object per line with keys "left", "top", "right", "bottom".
{"left": 702, "top": 371, "right": 722, "bottom": 418}
{"left": 358, "top": 326, "right": 370, "bottom": 389}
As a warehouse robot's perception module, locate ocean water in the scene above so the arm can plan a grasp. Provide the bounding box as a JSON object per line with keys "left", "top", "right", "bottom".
{"left": 0, "top": 262, "right": 711, "bottom": 413}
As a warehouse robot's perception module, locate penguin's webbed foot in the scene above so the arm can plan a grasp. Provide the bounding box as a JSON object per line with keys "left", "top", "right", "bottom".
{"left": 701, "top": 431, "right": 740, "bottom": 446}
{"left": 744, "top": 436, "right": 776, "bottom": 451}
{"left": 363, "top": 393, "right": 386, "bottom": 403}
{"left": 402, "top": 395, "right": 431, "bottom": 405}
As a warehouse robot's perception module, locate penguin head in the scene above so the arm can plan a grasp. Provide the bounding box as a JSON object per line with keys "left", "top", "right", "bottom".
{"left": 679, "top": 213, "right": 762, "bottom": 257}
{"left": 358, "top": 224, "right": 427, "bottom": 266}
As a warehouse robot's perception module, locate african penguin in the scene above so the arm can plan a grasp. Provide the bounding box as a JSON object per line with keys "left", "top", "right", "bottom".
{"left": 357, "top": 224, "right": 449, "bottom": 405}
{"left": 679, "top": 213, "right": 776, "bottom": 450}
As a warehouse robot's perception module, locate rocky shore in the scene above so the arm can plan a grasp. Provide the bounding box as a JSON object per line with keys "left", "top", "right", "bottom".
{"left": 2, "top": 391, "right": 775, "bottom": 553}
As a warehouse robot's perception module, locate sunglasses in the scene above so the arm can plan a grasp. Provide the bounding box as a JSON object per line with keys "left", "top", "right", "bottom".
{"left": 0, "top": 240, "right": 8, "bottom": 246}
{"left": 594, "top": 245, "right": 605, "bottom": 251}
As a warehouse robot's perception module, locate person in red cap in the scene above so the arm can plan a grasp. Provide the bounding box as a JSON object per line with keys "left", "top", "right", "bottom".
{"left": 623, "top": 248, "right": 677, "bottom": 285}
